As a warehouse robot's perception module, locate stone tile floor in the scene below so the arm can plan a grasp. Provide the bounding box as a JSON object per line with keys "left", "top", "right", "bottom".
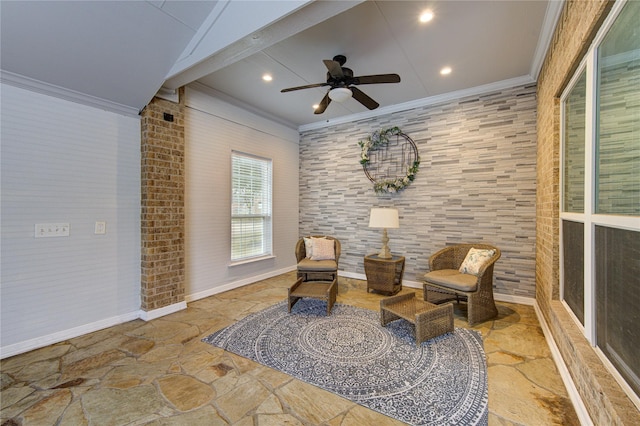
{"left": 1, "top": 272, "right": 579, "bottom": 425}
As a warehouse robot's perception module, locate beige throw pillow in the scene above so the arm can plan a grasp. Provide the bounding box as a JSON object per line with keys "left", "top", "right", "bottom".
{"left": 311, "top": 238, "right": 335, "bottom": 261}
{"left": 459, "top": 248, "right": 495, "bottom": 276}
{"left": 304, "top": 236, "right": 326, "bottom": 259}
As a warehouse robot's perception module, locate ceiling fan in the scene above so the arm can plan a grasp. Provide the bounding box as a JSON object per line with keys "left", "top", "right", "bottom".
{"left": 280, "top": 55, "right": 401, "bottom": 114}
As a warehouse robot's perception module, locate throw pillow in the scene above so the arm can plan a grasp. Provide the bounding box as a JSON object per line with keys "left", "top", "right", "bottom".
{"left": 304, "top": 236, "right": 326, "bottom": 259}
{"left": 303, "top": 237, "right": 314, "bottom": 258}
{"left": 311, "top": 238, "right": 335, "bottom": 261}
{"left": 459, "top": 248, "right": 495, "bottom": 276}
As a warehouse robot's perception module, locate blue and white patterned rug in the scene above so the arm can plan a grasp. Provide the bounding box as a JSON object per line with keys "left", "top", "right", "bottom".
{"left": 203, "top": 299, "right": 488, "bottom": 425}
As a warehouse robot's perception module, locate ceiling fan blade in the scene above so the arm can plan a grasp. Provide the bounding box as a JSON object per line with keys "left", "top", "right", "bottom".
{"left": 350, "top": 86, "right": 379, "bottom": 110}
{"left": 323, "top": 59, "right": 344, "bottom": 78}
{"left": 353, "top": 74, "right": 401, "bottom": 85}
{"left": 314, "top": 92, "right": 331, "bottom": 114}
{"left": 281, "top": 82, "right": 329, "bottom": 93}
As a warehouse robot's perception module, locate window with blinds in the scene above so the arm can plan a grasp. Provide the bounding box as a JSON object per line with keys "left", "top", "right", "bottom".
{"left": 231, "top": 151, "right": 272, "bottom": 262}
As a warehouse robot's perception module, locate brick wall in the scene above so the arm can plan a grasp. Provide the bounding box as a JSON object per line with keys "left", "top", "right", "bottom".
{"left": 140, "top": 90, "right": 185, "bottom": 311}
{"left": 536, "top": 0, "right": 639, "bottom": 423}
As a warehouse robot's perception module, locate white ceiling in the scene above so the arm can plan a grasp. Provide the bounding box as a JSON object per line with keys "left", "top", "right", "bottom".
{"left": 0, "top": 0, "right": 219, "bottom": 111}
{"left": 0, "top": 1, "right": 562, "bottom": 129}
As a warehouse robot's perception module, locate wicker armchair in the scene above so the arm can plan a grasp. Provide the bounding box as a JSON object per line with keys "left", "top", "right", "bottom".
{"left": 295, "top": 236, "right": 341, "bottom": 282}
{"left": 423, "top": 244, "right": 501, "bottom": 326}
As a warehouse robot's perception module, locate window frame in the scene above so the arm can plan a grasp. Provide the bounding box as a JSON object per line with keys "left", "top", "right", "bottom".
{"left": 230, "top": 151, "right": 273, "bottom": 264}
{"left": 559, "top": 59, "right": 590, "bottom": 333}
{"left": 559, "top": 0, "right": 640, "bottom": 407}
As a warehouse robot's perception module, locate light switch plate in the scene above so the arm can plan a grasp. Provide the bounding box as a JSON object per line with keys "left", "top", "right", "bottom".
{"left": 35, "top": 223, "right": 69, "bottom": 238}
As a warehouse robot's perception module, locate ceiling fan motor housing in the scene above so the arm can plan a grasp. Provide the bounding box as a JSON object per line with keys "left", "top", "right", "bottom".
{"left": 327, "top": 67, "right": 353, "bottom": 87}
{"left": 332, "top": 54, "right": 347, "bottom": 65}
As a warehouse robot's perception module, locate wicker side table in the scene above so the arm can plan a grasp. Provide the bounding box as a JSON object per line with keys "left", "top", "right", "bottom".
{"left": 288, "top": 277, "right": 337, "bottom": 315}
{"left": 364, "top": 254, "right": 405, "bottom": 295}
{"left": 380, "top": 292, "right": 454, "bottom": 344}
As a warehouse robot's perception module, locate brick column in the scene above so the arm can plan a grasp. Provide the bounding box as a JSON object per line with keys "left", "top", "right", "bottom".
{"left": 140, "top": 90, "right": 185, "bottom": 312}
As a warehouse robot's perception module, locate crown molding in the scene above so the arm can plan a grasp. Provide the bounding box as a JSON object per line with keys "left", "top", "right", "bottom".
{"left": 530, "top": 0, "right": 565, "bottom": 80}
{"left": 298, "top": 75, "right": 536, "bottom": 132}
{"left": 0, "top": 70, "right": 141, "bottom": 117}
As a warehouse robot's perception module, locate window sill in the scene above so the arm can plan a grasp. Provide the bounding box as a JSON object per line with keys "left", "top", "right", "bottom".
{"left": 229, "top": 255, "right": 275, "bottom": 267}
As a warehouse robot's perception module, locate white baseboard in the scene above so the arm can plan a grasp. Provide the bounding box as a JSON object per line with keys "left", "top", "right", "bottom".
{"left": 138, "top": 301, "right": 187, "bottom": 321}
{"left": 534, "top": 302, "right": 593, "bottom": 426}
{"left": 0, "top": 311, "right": 140, "bottom": 359}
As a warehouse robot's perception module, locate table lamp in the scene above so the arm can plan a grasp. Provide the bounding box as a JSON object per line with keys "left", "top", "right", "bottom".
{"left": 368, "top": 208, "right": 399, "bottom": 259}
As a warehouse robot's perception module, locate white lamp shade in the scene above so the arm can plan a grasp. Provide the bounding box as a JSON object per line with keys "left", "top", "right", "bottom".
{"left": 328, "top": 87, "right": 352, "bottom": 102}
{"left": 369, "top": 208, "right": 399, "bottom": 228}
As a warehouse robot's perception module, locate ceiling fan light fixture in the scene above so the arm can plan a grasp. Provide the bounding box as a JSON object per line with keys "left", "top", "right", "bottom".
{"left": 328, "top": 87, "right": 352, "bottom": 102}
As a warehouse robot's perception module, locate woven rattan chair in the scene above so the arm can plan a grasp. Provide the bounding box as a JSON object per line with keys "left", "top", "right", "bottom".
{"left": 295, "top": 236, "right": 341, "bottom": 282}
{"left": 423, "top": 243, "right": 501, "bottom": 326}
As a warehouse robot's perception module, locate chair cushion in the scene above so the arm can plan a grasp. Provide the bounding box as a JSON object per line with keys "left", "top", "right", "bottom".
{"left": 311, "top": 238, "right": 335, "bottom": 260}
{"left": 458, "top": 248, "right": 495, "bottom": 276}
{"left": 297, "top": 258, "right": 337, "bottom": 272}
{"left": 424, "top": 269, "right": 477, "bottom": 292}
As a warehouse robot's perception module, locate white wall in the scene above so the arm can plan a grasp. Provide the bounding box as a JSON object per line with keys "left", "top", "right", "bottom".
{"left": 1, "top": 84, "right": 141, "bottom": 357}
{"left": 183, "top": 85, "right": 300, "bottom": 300}
{"left": 0, "top": 82, "right": 299, "bottom": 357}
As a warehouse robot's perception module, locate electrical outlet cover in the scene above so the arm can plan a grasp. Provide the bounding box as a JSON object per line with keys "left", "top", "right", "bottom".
{"left": 95, "top": 221, "right": 107, "bottom": 235}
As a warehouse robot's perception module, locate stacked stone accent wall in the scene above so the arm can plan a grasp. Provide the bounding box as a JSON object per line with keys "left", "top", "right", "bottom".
{"left": 300, "top": 84, "right": 537, "bottom": 298}
{"left": 140, "top": 91, "right": 185, "bottom": 311}
{"left": 537, "top": 0, "right": 639, "bottom": 423}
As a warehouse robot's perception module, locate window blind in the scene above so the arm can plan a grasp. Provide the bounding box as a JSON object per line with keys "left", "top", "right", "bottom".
{"left": 231, "top": 151, "right": 272, "bottom": 261}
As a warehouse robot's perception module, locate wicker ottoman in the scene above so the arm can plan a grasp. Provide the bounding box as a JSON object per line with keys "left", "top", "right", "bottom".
{"left": 380, "top": 292, "right": 453, "bottom": 344}
{"left": 288, "top": 277, "right": 337, "bottom": 315}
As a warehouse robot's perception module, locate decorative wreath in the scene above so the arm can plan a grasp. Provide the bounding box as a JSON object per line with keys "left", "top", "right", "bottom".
{"left": 359, "top": 126, "right": 420, "bottom": 193}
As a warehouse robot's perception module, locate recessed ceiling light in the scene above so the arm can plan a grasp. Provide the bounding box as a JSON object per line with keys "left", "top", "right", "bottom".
{"left": 312, "top": 104, "right": 319, "bottom": 110}
{"left": 440, "top": 66, "right": 452, "bottom": 75}
{"left": 262, "top": 74, "right": 273, "bottom": 82}
{"left": 419, "top": 10, "right": 434, "bottom": 23}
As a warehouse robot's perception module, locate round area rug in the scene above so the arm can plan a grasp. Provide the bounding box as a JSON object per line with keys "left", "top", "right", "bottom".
{"left": 203, "top": 299, "right": 488, "bottom": 425}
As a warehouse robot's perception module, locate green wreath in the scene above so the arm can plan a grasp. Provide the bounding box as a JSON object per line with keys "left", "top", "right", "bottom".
{"left": 358, "top": 126, "right": 420, "bottom": 193}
